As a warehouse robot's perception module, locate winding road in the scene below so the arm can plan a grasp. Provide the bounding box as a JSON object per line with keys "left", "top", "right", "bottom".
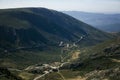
{"left": 33, "top": 36, "right": 84, "bottom": 80}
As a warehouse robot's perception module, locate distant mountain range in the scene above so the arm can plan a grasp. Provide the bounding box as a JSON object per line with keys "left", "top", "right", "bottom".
{"left": 63, "top": 11, "right": 120, "bottom": 32}
{"left": 0, "top": 8, "right": 113, "bottom": 51}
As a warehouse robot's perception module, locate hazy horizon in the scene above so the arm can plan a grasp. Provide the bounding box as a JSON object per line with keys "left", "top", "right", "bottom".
{"left": 0, "top": 0, "right": 120, "bottom": 14}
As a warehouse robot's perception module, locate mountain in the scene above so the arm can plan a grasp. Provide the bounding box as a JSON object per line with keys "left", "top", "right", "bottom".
{"left": 0, "top": 8, "right": 112, "bottom": 50}
{"left": 63, "top": 11, "right": 120, "bottom": 32}
{"left": 43, "top": 38, "right": 120, "bottom": 80}
{"left": 0, "top": 8, "right": 113, "bottom": 69}
{"left": 70, "top": 37, "right": 120, "bottom": 80}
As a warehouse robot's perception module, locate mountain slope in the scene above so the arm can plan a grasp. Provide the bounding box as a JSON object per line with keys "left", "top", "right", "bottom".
{"left": 70, "top": 38, "right": 120, "bottom": 80}
{"left": 63, "top": 11, "right": 120, "bottom": 32}
{"left": 0, "top": 8, "right": 114, "bottom": 69}
{"left": 0, "top": 8, "right": 113, "bottom": 51}
{"left": 0, "top": 67, "right": 22, "bottom": 80}
{"left": 43, "top": 38, "right": 120, "bottom": 80}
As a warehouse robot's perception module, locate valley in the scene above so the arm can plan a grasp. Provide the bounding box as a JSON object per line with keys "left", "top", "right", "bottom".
{"left": 1, "top": 37, "right": 119, "bottom": 80}
{"left": 0, "top": 7, "right": 119, "bottom": 80}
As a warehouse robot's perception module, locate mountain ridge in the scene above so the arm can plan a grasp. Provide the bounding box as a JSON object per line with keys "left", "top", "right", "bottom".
{"left": 63, "top": 11, "right": 120, "bottom": 32}
{"left": 0, "top": 8, "right": 113, "bottom": 50}
{"left": 0, "top": 7, "right": 114, "bottom": 69}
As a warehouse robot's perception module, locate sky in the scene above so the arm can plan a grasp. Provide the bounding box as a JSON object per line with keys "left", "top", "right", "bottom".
{"left": 0, "top": 0, "right": 120, "bottom": 13}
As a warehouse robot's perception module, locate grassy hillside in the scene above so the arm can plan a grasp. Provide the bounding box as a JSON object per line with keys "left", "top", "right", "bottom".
{"left": 40, "top": 38, "right": 120, "bottom": 80}
{"left": 0, "top": 8, "right": 113, "bottom": 50}
{"left": 0, "top": 8, "right": 114, "bottom": 69}
{"left": 77, "top": 38, "right": 120, "bottom": 62}
{"left": 0, "top": 67, "right": 22, "bottom": 80}
{"left": 0, "top": 47, "right": 61, "bottom": 69}
{"left": 71, "top": 38, "right": 120, "bottom": 79}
